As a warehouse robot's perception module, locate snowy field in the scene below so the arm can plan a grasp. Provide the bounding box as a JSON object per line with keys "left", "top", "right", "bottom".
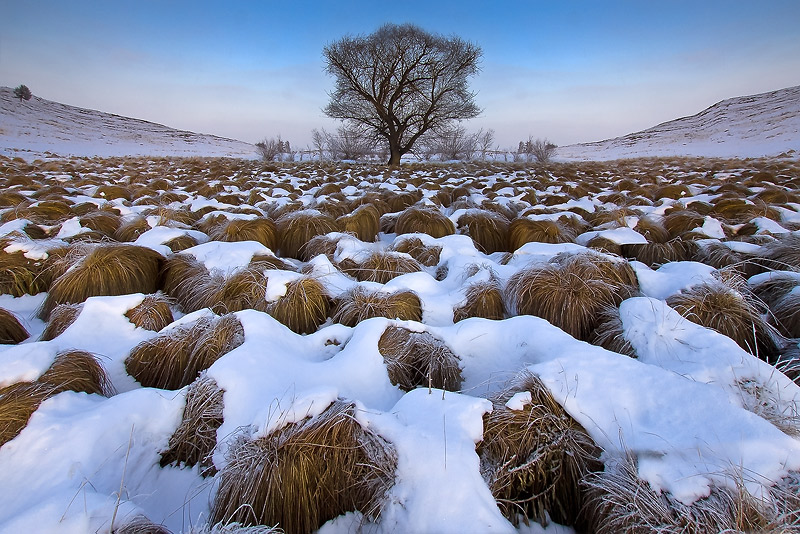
{"left": 0, "top": 154, "right": 799, "bottom": 534}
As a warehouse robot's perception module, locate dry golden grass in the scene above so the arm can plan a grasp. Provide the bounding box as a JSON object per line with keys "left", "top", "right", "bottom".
{"left": 457, "top": 210, "right": 510, "bottom": 254}
{"left": 666, "top": 281, "right": 781, "bottom": 361}
{"left": 163, "top": 234, "right": 200, "bottom": 253}
{"left": 209, "top": 267, "right": 269, "bottom": 314}
{"left": 390, "top": 236, "right": 442, "bottom": 267}
{"left": 479, "top": 372, "right": 601, "bottom": 528}
{"left": 378, "top": 326, "right": 462, "bottom": 392}
{"left": 583, "top": 454, "right": 788, "bottom": 534}
{"left": 0, "top": 383, "right": 48, "bottom": 447}
{"left": 124, "top": 293, "right": 174, "bottom": 331}
{"left": 114, "top": 216, "right": 151, "bottom": 242}
{"left": 453, "top": 279, "right": 505, "bottom": 322}
{"left": 160, "top": 254, "right": 218, "bottom": 313}
{"left": 126, "top": 314, "right": 244, "bottom": 390}
{"left": 693, "top": 241, "right": 766, "bottom": 278}
{"left": 78, "top": 211, "right": 122, "bottom": 237}
{"left": 0, "top": 307, "right": 29, "bottom": 344}
{"left": 621, "top": 239, "right": 695, "bottom": 268}
{"left": 160, "top": 374, "right": 224, "bottom": 476}
{"left": 352, "top": 251, "right": 422, "bottom": 284}
{"left": 394, "top": 206, "right": 455, "bottom": 238}
{"left": 588, "top": 307, "right": 637, "bottom": 357}
{"left": 750, "top": 272, "right": 800, "bottom": 309}
{"left": 508, "top": 218, "right": 576, "bottom": 250}
{"left": 266, "top": 276, "right": 330, "bottom": 334}
{"left": 507, "top": 254, "right": 638, "bottom": 341}
{"left": 585, "top": 235, "right": 623, "bottom": 256}
{"left": 663, "top": 209, "right": 705, "bottom": 238}
{"left": 111, "top": 515, "right": 171, "bottom": 534}
{"left": 332, "top": 286, "right": 422, "bottom": 326}
{"left": 95, "top": 184, "right": 132, "bottom": 201}
{"left": 40, "top": 302, "right": 83, "bottom": 341}
{"left": 210, "top": 400, "right": 396, "bottom": 533}
{"left": 39, "top": 244, "right": 164, "bottom": 320}
{"left": 276, "top": 210, "right": 340, "bottom": 260}
{"left": 210, "top": 218, "right": 278, "bottom": 251}
{"left": 337, "top": 203, "right": 381, "bottom": 242}
{"left": 758, "top": 234, "right": 800, "bottom": 271}
{"left": 771, "top": 291, "right": 800, "bottom": 339}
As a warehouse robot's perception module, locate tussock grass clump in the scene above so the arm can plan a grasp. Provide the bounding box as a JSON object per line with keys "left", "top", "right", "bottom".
{"left": 390, "top": 237, "right": 442, "bottom": 267}
{"left": 453, "top": 279, "right": 505, "bottom": 322}
{"left": 506, "top": 254, "right": 638, "bottom": 341}
{"left": 337, "top": 204, "right": 380, "bottom": 242}
{"left": 666, "top": 281, "right": 781, "bottom": 360}
{"left": 750, "top": 272, "right": 800, "bottom": 309}
{"left": 583, "top": 455, "right": 779, "bottom": 534}
{"left": 394, "top": 206, "right": 455, "bottom": 238}
{"left": 160, "top": 374, "right": 224, "bottom": 476}
{"left": 266, "top": 277, "right": 330, "bottom": 334}
{"left": 663, "top": 209, "right": 705, "bottom": 238}
{"left": 457, "top": 210, "right": 510, "bottom": 254}
{"left": 1, "top": 350, "right": 112, "bottom": 446}
{"left": 276, "top": 210, "right": 339, "bottom": 260}
{"left": 479, "top": 373, "right": 601, "bottom": 528}
{"left": 40, "top": 302, "right": 83, "bottom": 341}
{"left": 378, "top": 326, "right": 462, "bottom": 392}
{"left": 114, "top": 217, "right": 151, "bottom": 242}
{"left": 0, "top": 308, "right": 28, "bottom": 344}
{"left": 161, "top": 254, "right": 217, "bottom": 313}
{"left": 111, "top": 515, "right": 172, "bottom": 534}
{"left": 758, "top": 233, "right": 800, "bottom": 271}
{"left": 124, "top": 293, "right": 174, "bottom": 331}
{"left": 332, "top": 286, "right": 422, "bottom": 326}
{"left": 209, "top": 267, "right": 269, "bottom": 314}
{"left": 585, "top": 235, "right": 622, "bottom": 256}
{"left": 0, "top": 251, "right": 50, "bottom": 297}
{"left": 588, "top": 307, "right": 637, "bottom": 357}
{"left": 693, "top": 241, "right": 765, "bottom": 278}
{"left": 771, "top": 291, "right": 800, "bottom": 338}
{"left": 95, "top": 184, "right": 132, "bottom": 201}
{"left": 210, "top": 218, "right": 278, "bottom": 251}
{"left": 78, "top": 211, "right": 122, "bottom": 238}
{"left": 210, "top": 400, "right": 396, "bottom": 533}
{"left": 508, "top": 218, "right": 576, "bottom": 250}
{"left": 352, "top": 251, "right": 422, "bottom": 284}
{"left": 39, "top": 244, "right": 164, "bottom": 320}
{"left": 164, "top": 234, "right": 200, "bottom": 253}
{"left": 126, "top": 314, "right": 244, "bottom": 390}
{"left": 620, "top": 239, "right": 694, "bottom": 268}
{"left": 38, "top": 349, "right": 114, "bottom": 396}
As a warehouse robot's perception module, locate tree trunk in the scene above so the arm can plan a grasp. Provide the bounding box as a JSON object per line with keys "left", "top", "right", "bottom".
{"left": 387, "top": 137, "right": 402, "bottom": 166}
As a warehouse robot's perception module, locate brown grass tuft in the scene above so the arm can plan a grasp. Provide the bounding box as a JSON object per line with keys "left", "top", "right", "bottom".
{"left": 124, "top": 293, "right": 175, "bottom": 331}
{"left": 588, "top": 307, "right": 637, "bottom": 357}
{"left": 160, "top": 254, "right": 217, "bottom": 313}
{"left": 0, "top": 383, "right": 49, "bottom": 447}
{"left": 0, "top": 308, "right": 29, "bottom": 344}
{"left": 508, "top": 218, "right": 576, "bottom": 250}
{"left": 337, "top": 204, "right": 381, "bottom": 242}
{"left": 115, "top": 217, "right": 151, "bottom": 242}
{"left": 266, "top": 276, "right": 330, "bottom": 334}
{"left": 771, "top": 291, "right": 800, "bottom": 339}
{"left": 40, "top": 302, "right": 83, "bottom": 341}
{"left": 209, "top": 268, "right": 269, "bottom": 314}
{"left": 160, "top": 374, "right": 224, "bottom": 476}
{"left": 453, "top": 279, "right": 505, "bottom": 322}
{"left": 0, "top": 251, "right": 50, "bottom": 297}
{"left": 378, "top": 326, "right": 462, "bottom": 391}
{"left": 164, "top": 234, "right": 200, "bottom": 253}
{"left": 210, "top": 218, "right": 278, "bottom": 251}
{"left": 332, "top": 286, "right": 422, "bottom": 326}
{"left": 758, "top": 233, "right": 800, "bottom": 271}
{"left": 126, "top": 314, "right": 244, "bottom": 390}
{"left": 620, "top": 239, "right": 695, "bottom": 268}
{"left": 479, "top": 372, "right": 601, "bottom": 528}
{"left": 352, "top": 251, "right": 422, "bottom": 284}
{"left": 506, "top": 254, "right": 638, "bottom": 341}
{"left": 38, "top": 349, "right": 114, "bottom": 396}
{"left": 79, "top": 211, "right": 122, "bottom": 238}
{"left": 666, "top": 281, "right": 781, "bottom": 361}
{"left": 39, "top": 244, "right": 164, "bottom": 320}
{"left": 663, "top": 209, "right": 705, "bottom": 238}
{"left": 394, "top": 206, "right": 455, "bottom": 238}
{"left": 457, "top": 210, "right": 510, "bottom": 253}
{"left": 210, "top": 400, "right": 396, "bottom": 533}
{"left": 390, "top": 237, "right": 442, "bottom": 267}
{"left": 276, "top": 210, "right": 339, "bottom": 260}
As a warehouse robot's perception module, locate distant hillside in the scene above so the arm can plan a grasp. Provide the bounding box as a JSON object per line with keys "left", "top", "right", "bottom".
{"left": 0, "top": 87, "right": 258, "bottom": 160}
{"left": 558, "top": 85, "right": 800, "bottom": 160}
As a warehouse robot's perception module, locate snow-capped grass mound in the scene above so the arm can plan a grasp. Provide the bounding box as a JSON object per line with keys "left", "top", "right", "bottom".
{"left": 0, "top": 155, "right": 799, "bottom": 533}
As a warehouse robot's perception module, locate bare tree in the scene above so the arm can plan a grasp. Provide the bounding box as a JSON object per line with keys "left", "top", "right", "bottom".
{"left": 323, "top": 23, "right": 482, "bottom": 166}
{"left": 13, "top": 84, "right": 32, "bottom": 103}
{"left": 255, "top": 135, "right": 287, "bottom": 161}
{"left": 311, "top": 129, "right": 327, "bottom": 161}
{"left": 477, "top": 129, "right": 495, "bottom": 160}
{"left": 529, "top": 137, "right": 558, "bottom": 163}
{"left": 312, "top": 126, "right": 378, "bottom": 161}
{"left": 422, "top": 125, "right": 480, "bottom": 161}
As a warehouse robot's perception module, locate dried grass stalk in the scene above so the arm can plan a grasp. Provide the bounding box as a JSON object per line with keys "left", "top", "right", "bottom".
{"left": 457, "top": 210, "right": 510, "bottom": 254}
{"left": 160, "top": 374, "right": 224, "bottom": 476}
{"left": 210, "top": 218, "right": 278, "bottom": 251}
{"left": 394, "top": 207, "right": 455, "bottom": 238}
{"left": 39, "top": 302, "right": 83, "bottom": 341}
{"left": 378, "top": 326, "right": 462, "bottom": 392}
{"left": 453, "top": 280, "right": 505, "bottom": 322}
{"left": 0, "top": 307, "right": 29, "bottom": 344}
{"left": 390, "top": 237, "right": 442, "bottom": 267}
{"left": 210, "top": 400, "right": 396, "bottom": 533}
{"left": 587, "top": 307, "right": 637, "bottom": 357}
{"left": 479, "top": 373, "right": 601, "bottom": 528}
{"left": 508, "top": 218, "right": 576, "bottom": 250}
{"left": 337, "top": 204, "right": 380, "bottom": 242}
{"left": 332, "top": 286, "right": 422, "bottom": 326}
{"left": 276, "top": 210, "right": 339, "bottom": 260}
{"left": 353, "top": 252, "right": 422, "bottom": 284}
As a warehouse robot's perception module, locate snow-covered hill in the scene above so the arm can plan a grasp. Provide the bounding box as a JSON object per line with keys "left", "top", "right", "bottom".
{"left": 558, "top": 85, "right": 800, "bottom": 160}
{"left": 0, "top": 87, "right": 258, "bottom": 160}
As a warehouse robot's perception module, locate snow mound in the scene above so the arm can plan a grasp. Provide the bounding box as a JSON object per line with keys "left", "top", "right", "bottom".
{"left": 0, "top": 87, "right": 258, "bottom": 160}
{"left": 559, "top": 85, "right": 800, "bottom": 160}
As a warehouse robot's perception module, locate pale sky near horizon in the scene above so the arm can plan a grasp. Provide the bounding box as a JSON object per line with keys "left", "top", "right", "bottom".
{"left": 2, "top": 0, "right": 799, "bottom": 149}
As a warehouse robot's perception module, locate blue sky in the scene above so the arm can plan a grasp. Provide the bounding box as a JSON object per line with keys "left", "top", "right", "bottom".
{"left": 2, "top": 0, "right": 798, "bottom": 148}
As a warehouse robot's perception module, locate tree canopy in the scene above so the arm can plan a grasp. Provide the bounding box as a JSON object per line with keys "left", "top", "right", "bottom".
{"left": 323, "top": 23, "right": 482, "bottom": 166}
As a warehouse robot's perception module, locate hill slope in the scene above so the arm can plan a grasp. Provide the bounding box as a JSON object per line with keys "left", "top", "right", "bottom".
{"left": 0, "top": 87, "right": 258, "bottom": 160}
{"left": 558, "top": 85, "right": 800, "bottom": 160}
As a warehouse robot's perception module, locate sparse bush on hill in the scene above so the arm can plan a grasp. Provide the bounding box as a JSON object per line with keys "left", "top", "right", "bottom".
{"left": 13, "top": 84, "right": 32, "bottom": 102}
